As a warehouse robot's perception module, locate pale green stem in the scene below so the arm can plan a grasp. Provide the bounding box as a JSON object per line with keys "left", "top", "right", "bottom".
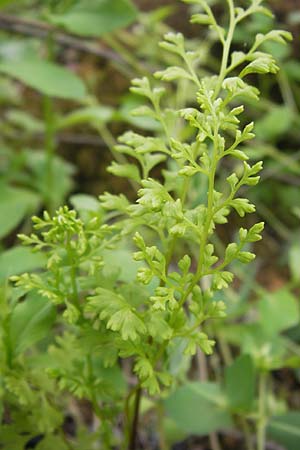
{"left": 152, "top": 100, "right": 172, "bottom": 145}
{"left": 201, "top": 2, "right": 225, "bottom": 45}
{"left": 214, "top": 0, "right": 235, "bottom": 98}
{"left": 86, "top": 355, "right": 101, "bottom": 421}
{"left": 243, "top": 419, "right": 255, "bottom": 450}
{"left": 197, "top": 351, "right": 222, "bottom": 450}
{"left": 43, "top": 33, "right": 56, "bottom": 213}
{"left": 66, "top": 235, "right": 81, "bottom": 312}
{"left": 194, "top": 124, "right": 219, "bottom": 282}
{"left": 183, "top": 54, "right": 201, "bottom": 88}
{"left": 257, "top": 372, "right": 268, "bottom": 450}
{"left": 43, "top": 94, "right": 56, "bottom": 213}
{"left": 170, "top": 128, "right": 220, "bottom": 330}
{"left": 214, "top": 328, "right": 254, "bottom": 450}
{"left": 193, "top": 0, "right": 236, "bottom": 281}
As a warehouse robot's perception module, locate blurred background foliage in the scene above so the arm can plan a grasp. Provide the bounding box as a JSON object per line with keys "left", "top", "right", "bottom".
{"left": 0, "top": 1, "right": 300, "bottom": 449}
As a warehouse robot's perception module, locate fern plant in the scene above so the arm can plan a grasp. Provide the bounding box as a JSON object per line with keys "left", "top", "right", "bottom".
{"left": 8, "top": 1, "right": 291, "bottom": 449}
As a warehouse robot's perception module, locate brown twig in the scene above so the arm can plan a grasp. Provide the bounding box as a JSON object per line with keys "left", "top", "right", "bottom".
{"left": 56, "top": 132, "right": 107, "bottom": 148}
{"left": 0, "top": 13, "right": 122, "bottom": 62}
{"left": 128, "top": 386, "right": 142, "bottom": 450}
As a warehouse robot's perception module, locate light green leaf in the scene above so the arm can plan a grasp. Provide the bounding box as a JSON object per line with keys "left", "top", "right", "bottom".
{"left": 258, "top": 289, "right": 299, "bottom": 336}
{"left": 240, "top": 55, "right": 279, "bottom": 77}
{"left": 164, "top": 382, "right": 232, "bottom": 435}
{"left": 9, "top": 293, "right": 56, "bottom": 355}
{"left": 190, "top": 13, "right": 212, "bottom": 25}
{"left": 255, "top": 30, "right": 292, "bottom": 47}
{"left": 223, "top": 76, "right": 259, "bottom": 101}
{"left": 0, "top": 59, "right": 86, "bottom": 100}
{"left": 224, "top": 243, "right": 239, "bottom": 262}
{"left": 230, "top": 198, "right": 256, "bottom": 217}
{"left": 107, "top": 308, "right": 145, "bottom": 340}
{"left": 237, "top": 251, "right": 255, "bottom": 264}
{"left": 0, "top": 246, "right": 45, "bottom": 282}
{"left": 146, "top": 312, "right": 172, "bottom": 340}
{"left": 99, "top": 192, "right": 129, "bottom": 212}
{"left": 268, "top": 412, "right": 300, "bottom": 450}
{"left": 159, "top": 32, "right": 185, "bottom": 57}
{"left": 49, "top": 0, "right": 138, "bottom": 37}
{"left": 155, "top": 66, "right": 192, "bottom": 82}
{"left": 225, "top": 354, "right": 255, "bottom": 412}
{"left": 107, "top": 162, "right": 140, "bottom": 182}
{"left": 86, "top": 288, "right": 146, "bottom": 340}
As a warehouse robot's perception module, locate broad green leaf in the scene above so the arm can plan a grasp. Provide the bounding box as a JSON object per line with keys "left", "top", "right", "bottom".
{"left": 0, "top": 425, "right": 29, "bottom": 450}
{"left": 35, "top": 435, "right": 69, "bottom": 450}
{"left": 0, "top": 184, "right": 39, "bottom": 239}
{"left": 258, "top": 289, "right": 299, "bottom": 336}
{"left": 0, "top": 246, "right": 45, "bottom": 282}
{"left": 168, "top": 337, "right": 191, "bottom": 379}
{"left": 285, "top": 60, "right": 300, "bottom": 82}
{"left": 24, "top": 151, "right": 75, "bottom": 208}
{"left": 225, "top": 354, "right": 255, "bottom": 412}
{"left": 255, "top": 106, "right": 294, "bottom": 141}
{"left": 49, "top": 0, "right": 138, "bottom": 38}
{"left": 163, "top": 417, "right": 186, "bottom": 446}
{"left": 102, "top": 247, "right": 142, "bottom": 282}
{"left": 65, "top": 429, "right": 97, "bottom": 450}
{"left": 0, "top": 59, "right": 86, "bottom": 100}
{"left": 92, "top": 357, "right": 127, "bottom": 395}
{"left": 70, "top": 194, "right": 100, "bottom": 212}
{"left": 118, "top": 94, "right": 161, "bottom": 131}
{"left": 0, "top": 0, "right": 16, "bottom": 7}
{"left": 263, "top": 41, "right": 290, "bottom": 61}
{"left": 59, "top": 105, "right": 114, "bottom": 129}
{"left": 268, "top": 412, "right": 300, "bottom": 450}
{"left": 70, "top": 194, "right": 101, "bottom": 222}
{"left": 164, "top": 382, "right": 232, "bottom": 435}
{"left": 6, "top": 109, "right": 44, "bottom": 133}
{"left": 9, "top": 293, "right": 56, "bottom": 356}
{"left": 80, "top": 328, "right": 118, "bottom": 367}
